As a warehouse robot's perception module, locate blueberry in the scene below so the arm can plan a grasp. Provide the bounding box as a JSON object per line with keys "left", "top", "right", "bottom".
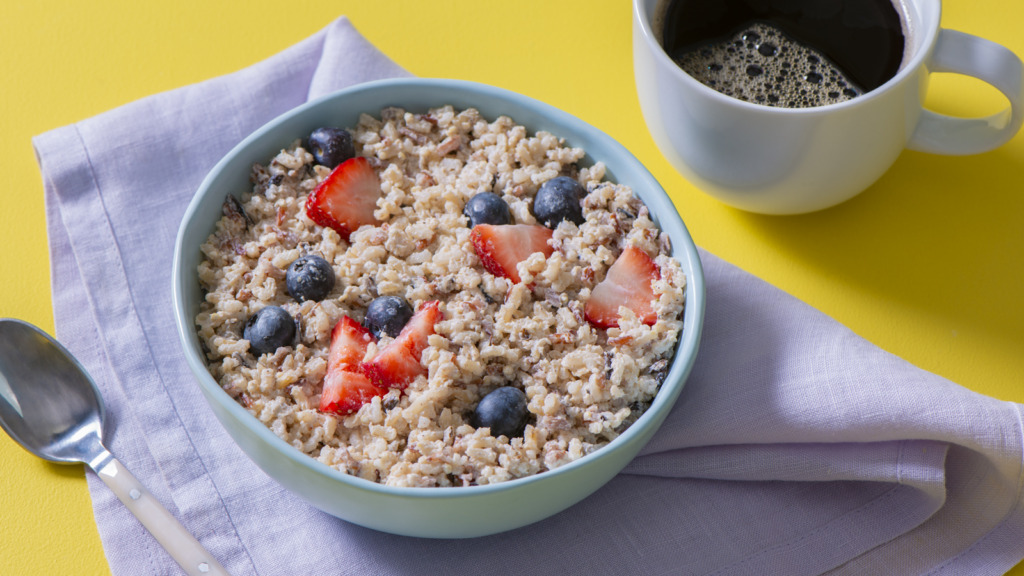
{"left": 471, "top": 386, "right": 529, "bottom": 438}
{"left": 286, "top": 255, "right": 336, "bottom": 302}
{"left": 463, "top": 192, "right": 511, "bottom": 227}
{"left": 533, "top": 176, "right": 585, "bottom": 228}
{"left": 243, "top": 306, "right": 296, "bottom": 357}
{"left": 307, "top": 127, "right": 355, "bottom": 169}
{"left": 364, "top": 296, "right": 414, "bottom": 339}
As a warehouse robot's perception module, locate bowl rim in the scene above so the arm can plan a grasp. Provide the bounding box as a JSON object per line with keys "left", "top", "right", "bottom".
{"left": 172, "top": 77, "right": 706, "bottom": 499}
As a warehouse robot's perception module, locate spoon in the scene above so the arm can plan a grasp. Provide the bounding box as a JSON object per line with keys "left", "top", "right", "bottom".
{"left": 0, "top": 319, "right": 228, "bottom": 576}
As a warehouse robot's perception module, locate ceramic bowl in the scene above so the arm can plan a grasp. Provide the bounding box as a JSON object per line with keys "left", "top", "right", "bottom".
{"left": 172, "top": 78, "right": 705, "bottom": 538}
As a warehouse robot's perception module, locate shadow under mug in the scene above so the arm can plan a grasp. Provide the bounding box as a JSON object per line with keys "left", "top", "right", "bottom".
{"left": 633, "top": 0, "right": 1024, "bottom": 214}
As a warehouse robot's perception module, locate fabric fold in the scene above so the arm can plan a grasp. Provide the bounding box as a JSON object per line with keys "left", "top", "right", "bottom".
{"left": 307, "top": 16, "right": 411, "bottom": 101}
{"left": 33, "top": 15, "right": 1024, "bottom": 576}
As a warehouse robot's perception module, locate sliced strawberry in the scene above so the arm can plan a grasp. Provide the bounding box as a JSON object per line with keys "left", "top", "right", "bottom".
{"left": 584, "top": 246, "right": 660, "bottom": 329}
{"left": 327, "top": 315, "right": 375, "bottom": 371}
{"left": 305, "top": 156, "right": 381, "bottom": 241}
{"left": 469, "top": 224, "right": 554, "bottom": 284}
{"left": 319, "top": 369, "right": 386, "bottom": 415}
{"left": 318, "top": 316, "right": 382, "bottom": 415}
{"left": 362, "top": 300, "right": 442, "bottom": 389}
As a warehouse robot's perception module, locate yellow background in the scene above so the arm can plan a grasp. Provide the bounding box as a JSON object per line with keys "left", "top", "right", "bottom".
{"left": 1, "top": 1, "right": 1021, "bottom": 574}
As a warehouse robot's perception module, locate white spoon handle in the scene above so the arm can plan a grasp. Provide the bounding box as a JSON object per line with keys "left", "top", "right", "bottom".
{"left": 94, "top": 456, "right": 230, "bottom": 576}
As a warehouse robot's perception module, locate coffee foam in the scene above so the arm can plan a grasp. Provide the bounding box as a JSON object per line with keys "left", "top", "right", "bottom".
{"left": 672, "top": 22, "right": 867, "bottom": 108}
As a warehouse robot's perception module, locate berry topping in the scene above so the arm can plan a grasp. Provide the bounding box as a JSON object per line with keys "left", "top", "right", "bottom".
{"left": 362, "top": 300, "right": 442, "bottom": 389}
{"left": 533, "top": 176, "right": 585, "bottom": 228}
{"left": 319, "top": 316, "right": 384, "bottom": 415}
{"left": 305, "top": 156, "right": 381, "bottom": 241}
{"left": 584, "top": 246, "right": 660, "bottom": 329}
{"left": 469, "top": 224, "right": 554, "bottom": 284}
{"left": 327, "top": 316, "right": 375, "bottom": 371}
{"left": 471, "top": 386, "right": 529, "bottom": 438}
{"left": 285, "top": 255, "right": 336, "bottom": 302}
{"left": 463, "top": 192, "right": 511, "bottom": 228}
{"left": 364, "top": 295, "right": 414, "bottom": 339}
{"left": 320, "top": 370, "right": 386, "bottom": 415}
{"left": 243, "top": 306, "right": 296, "bottom": 357}
{"left": 308, "top": 127, "right": 355, "bottom": 169}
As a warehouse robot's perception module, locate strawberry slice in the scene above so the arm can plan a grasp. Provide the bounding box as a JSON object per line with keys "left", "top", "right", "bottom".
{"left": 362, "top": 300, "right": 442, "bottom": 389}
{"left": 469, "top": 224, "right": 554, "bottom": 284}
{"left": 319, "top": 369, "right": 386, "bottom": 415}
{"left": 584, "top": 246, "right": 660, "bottom": 329}
{"left": 319, "top": 316, "right": 383, "bottom": 415}
{"left": 305, "top": 156, "right": 381, "bottom": 241}
{"left": 327, "top": 315, "right": 375, "bottom": 371}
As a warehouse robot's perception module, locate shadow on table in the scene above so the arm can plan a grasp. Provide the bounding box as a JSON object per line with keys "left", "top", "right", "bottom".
{"left": 731, "top": 146, "right": 1024, "bottom": 350}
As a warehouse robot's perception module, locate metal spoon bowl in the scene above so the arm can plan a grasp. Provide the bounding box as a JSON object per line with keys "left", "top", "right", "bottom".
{"left": 0, "top": 319, "right": 228, "bottom": 576}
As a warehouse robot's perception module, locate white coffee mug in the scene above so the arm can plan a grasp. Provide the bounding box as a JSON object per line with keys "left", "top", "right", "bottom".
{"left": 633, "top": 0, "right": 1024, "bottom": 214}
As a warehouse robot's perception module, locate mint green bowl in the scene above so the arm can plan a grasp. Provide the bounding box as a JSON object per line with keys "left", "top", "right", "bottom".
{"left": 172, "top": 78, "right": 705, "bottom": 538}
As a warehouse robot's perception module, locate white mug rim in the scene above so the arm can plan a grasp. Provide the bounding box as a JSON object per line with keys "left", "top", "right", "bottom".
{"left": 634, "top": 0, "right": 942, "bottom": 114}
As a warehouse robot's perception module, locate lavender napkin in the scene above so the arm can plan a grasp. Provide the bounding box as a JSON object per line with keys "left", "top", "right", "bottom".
{"left": 34, "top": 16, "right": 1024, "bottom": 576}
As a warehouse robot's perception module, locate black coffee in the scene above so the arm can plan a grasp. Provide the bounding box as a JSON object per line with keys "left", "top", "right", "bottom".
{"left": 659, "top": 0, "right": 906, "bottom": 108}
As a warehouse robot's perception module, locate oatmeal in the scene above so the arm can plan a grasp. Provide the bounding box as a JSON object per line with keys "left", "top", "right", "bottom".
{"left": 195, "top": 106, "right": 686, "bottom": 487}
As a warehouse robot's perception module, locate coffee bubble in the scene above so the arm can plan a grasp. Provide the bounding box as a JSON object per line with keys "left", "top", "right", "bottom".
{"left": 672, "top": 22, "right": 865, "bottom": 108}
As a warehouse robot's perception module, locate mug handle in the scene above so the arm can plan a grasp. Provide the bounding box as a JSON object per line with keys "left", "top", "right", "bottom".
{"left": 908, "top": 29, "right": 1024, "bottom": 155}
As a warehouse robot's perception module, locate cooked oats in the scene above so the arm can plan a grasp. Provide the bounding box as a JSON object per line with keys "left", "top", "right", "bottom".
{"left": 195, "top": 106, "right": 686, "bottom": 487}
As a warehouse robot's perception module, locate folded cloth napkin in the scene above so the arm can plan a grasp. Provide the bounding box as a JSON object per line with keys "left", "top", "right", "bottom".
{"left": 33, "top": 16, "right": 1024, "bottom": 576}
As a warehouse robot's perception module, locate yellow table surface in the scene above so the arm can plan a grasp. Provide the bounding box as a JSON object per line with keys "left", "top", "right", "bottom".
{"left": 1, "top": 1, "right": 1021, "bottom": 574}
